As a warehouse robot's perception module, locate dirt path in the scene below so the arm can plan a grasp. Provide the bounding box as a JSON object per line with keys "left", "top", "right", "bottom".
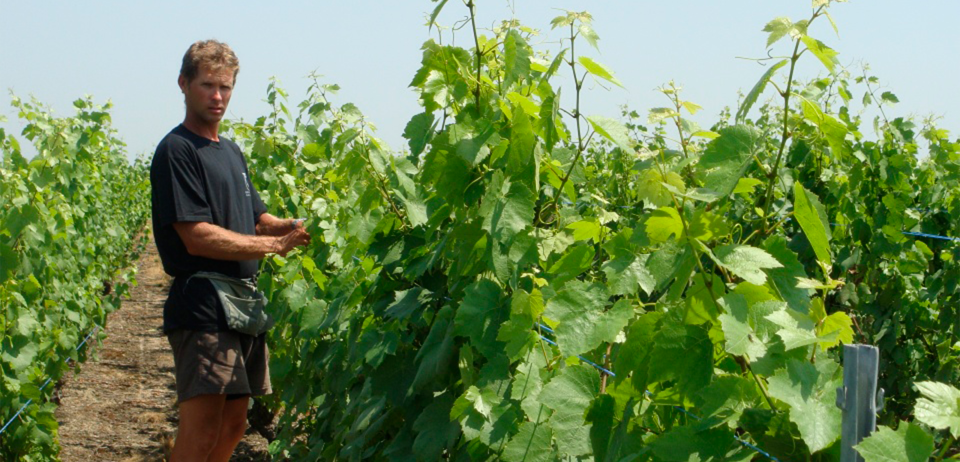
{"left": 55, "top": 233, "right": 269, "bottom": 461}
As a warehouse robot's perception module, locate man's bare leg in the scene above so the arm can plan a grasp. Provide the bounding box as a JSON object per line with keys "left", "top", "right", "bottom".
{"left": 207, "top": 396, "right": 250, "bottom": 462}
{"left": 171, "top": 394, "right": 226, "bottom": 462}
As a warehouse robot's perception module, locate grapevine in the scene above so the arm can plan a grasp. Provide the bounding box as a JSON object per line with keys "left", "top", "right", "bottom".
{"left": 230, "top": 2, "right": 960, "bottom": 460}
{"left": 0, "top": 97, "right": 150, "bottom": 460}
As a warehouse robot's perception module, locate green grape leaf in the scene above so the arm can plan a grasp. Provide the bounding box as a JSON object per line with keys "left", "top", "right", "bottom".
{"left": 767, "top": 359, "right": 842, "bottom": 453}
{"left": 800, "top": 35, "right": 839, "bottom": 73}
{"left": 13, "top": 310, "right": 39, "bottom": 337}
{"left": 385, "top": 287, "right": 433, "bottom": 320}
{"left": 687, "top": 209, "right": 730, "bottom": 241}
{"left": 763, "top": 235, "right": 813, "bottom": 313}
{"left": 481, "top": 172, "right": 536, "bottom": 243}
{"left": 293, "top": 300, "right": 328, "bottom": 333}
{"left": 507, "top": 110, "right": 538, "bottom": 178}
{"left": 427, "top": 0, "right": 449, "bottom": 31}
{"left": 540, "top": 89, "right": 562, "bottom": 150}
{"left": 817, "top": 311, "right": 853, "bottom": 349}
{"left": 546, "top": 244, "right": 594, "bottom": 287}
{"left": 914, "top": 381, "right": 960, "bottom": 438}
{"left": 718, "top": 294, "right": 770, "bottom": 361}
{"left": 696, "top": 375, "right": 763, "bottom": 428}
{"left": 691, "top": 129, "right": 721, "bottom": 139}
{"left": 647, "top": 320, "right": 713, "bottom": 400}
{"left": 455, "top": 121, "right": 499, "bottom": 167}
{"left": 507, "top": 92, "right": 541, "bottom": 117}
{"left": 765, "top": 308, "right": 839, "bottom": 351}
{"left": 585, "top": 394, "right": 617, "bottom": 461}
{"left": 587, "top": 115, "right": 634, "bottom": 153}
{"left": 736, "top": 59, "right": 788, "bottom": 122}
{"left": 540, "top": 49, "right": 567, "bottom": 82}
{"left": 800, "top": 96, "right": 848, "bottom": 157}
{"left": 650, "top": 424, "right": 738, "bottom": 461}
{"left": 881, "top": 91, "right": 900, "bottom": 104}
{"left": 763, "top": 17, "right": 794, "bottom": 47}
{"left": 566, "top": 219, "right": 602, "bottom": 243}
{"left": 412, "top": 391, "right": 460, "bottom": 459}
{"left": 497, "top": 289, "right": 545, "bottom": 361}
{"left": 662, "top": 183, "right": 721, "bottom": 204}
{"left": 401, "top": 195, "right": 428, "bottom": 228}
{"left": 645, "top": 207, "right": 683, "bottom": 243}
{"left": 699, "top": 125, "right": 763, "bottom": 197}
{"left": 578, "top": 23, "right": 600, "bottom": 51}
{"left": 0, "top": 242, "right": 20, "bottom": 284}
{"left": 502, "top": 420, "right": 555, "bottom": 462}
{"left": 512, "top": 357, "right": 548, "bottom": 419}
{"left": 855, "top": 423, "right": 934, "bottom": 462}
{"left": 707, "top": 244, "right": 783, "bottom": 286}
{"left": 681, "top": 100, "right": 703, "bottom": 115}
{"left": 402, "top": 112, "right": 435, "bottom": 156}
{"left": 636, "top": 168, "right": 685, "bottom": 207}
{"left": 503, "top": 29, "right": 532, "bottom": 90}
{"left": 462, "top": 385, "right": 499, "bottom": 418}
{"left": 478, "top": 404, "right": 520, "bottom": 448}
{"left": 413, "top": 306, "right": 456, "bottom": 390}
{"left": 648, "top": 107, "right": 680, "bottom": 124}
{"left": 539, "top": 365, "right": 600, "bottom": 457}
{"left": 578, "top": 56, "right": 624, "bottom": 89}
{"left": 2, "top": 341, "right": 38, "bottom": 372}
{"left": 793, "top": 182, "right": 833, "bottom": 267}
{"left": 454, "top": 279, "right": 506, "bottom": 359}
{"left": 546, "top": 281, "right": 631, "bottom": 358}
{"left": 422, "top": 131, "right": 472, "bottom": 204}
{"left": 615, "top": 312, "right": 662, "bottom": 385}
{"left": 601, "top": 254, "right": 655, "bottom": 296}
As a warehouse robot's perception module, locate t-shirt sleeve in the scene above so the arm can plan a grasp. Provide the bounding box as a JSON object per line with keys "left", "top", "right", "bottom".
{"left": 151, "top": 138, "right": 213, "bottom": 227}
{"left": 251, "top": 186, "right": 267, "bottom": 223}
{"left": 239, "top": 151, "right": 268, "bottom": 223}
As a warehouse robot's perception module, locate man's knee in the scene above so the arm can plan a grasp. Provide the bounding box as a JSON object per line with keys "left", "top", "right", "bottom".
{"left": 172, "top": 425, "right": 220, "bottom": 460}
{"left": 193, "top": 428, "right": 222, "bottom": 454}
{"left": 175, "top": 394, "right": 226, "bottom": 457}
{"left": 221, "top": 417, "right": 247, "bottom": 443}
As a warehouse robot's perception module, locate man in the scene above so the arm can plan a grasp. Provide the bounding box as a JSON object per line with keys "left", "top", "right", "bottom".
{"left": 150, "top": 40, "right": 310, "bottom": 462}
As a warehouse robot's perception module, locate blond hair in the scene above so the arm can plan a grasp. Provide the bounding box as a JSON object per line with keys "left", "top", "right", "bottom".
{"left": 180, "top": 39, "right": 239, "bottom": 83}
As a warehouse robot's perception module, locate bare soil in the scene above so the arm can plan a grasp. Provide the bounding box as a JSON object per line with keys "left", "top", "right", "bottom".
{"left": 55, "top": 234, "right": 270, "bottom": 461}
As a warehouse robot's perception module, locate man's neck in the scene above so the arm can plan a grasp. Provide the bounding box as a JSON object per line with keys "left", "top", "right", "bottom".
{"left": 182, "top": 117, "right": 220, "bottom": 142}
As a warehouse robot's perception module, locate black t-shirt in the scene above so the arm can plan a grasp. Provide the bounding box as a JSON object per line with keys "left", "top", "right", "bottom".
{"left": 150, "top": 124, "right": 268, "bottom": 332}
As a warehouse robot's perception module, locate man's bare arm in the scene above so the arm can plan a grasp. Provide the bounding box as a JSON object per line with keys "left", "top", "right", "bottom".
{"left": 255, "top": 213, "right": 299, "bottom": 237}
{"left": 173, "top": 221, "right": 310, "bottom": 260}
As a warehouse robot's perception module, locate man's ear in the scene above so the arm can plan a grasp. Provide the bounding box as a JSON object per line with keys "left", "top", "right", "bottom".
{"left": 178, "top": 74, "right": 188, "bottom": 93}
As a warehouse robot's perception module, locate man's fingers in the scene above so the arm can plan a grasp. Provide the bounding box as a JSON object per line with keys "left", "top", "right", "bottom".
{"left": 276, "top": 228, "right": 311, "bottom": 255}
{"left": 294, "top": 229, "right": 311, "bottom": 247}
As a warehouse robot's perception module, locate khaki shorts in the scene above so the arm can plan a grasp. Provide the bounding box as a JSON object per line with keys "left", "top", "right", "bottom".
{"left": 167, "top": 330, "right": 272, "bottom": 404}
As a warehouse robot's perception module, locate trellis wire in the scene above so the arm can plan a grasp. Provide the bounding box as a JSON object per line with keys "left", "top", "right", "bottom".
{"left": 0, "top": 325, "right": 100, "bottom": 435}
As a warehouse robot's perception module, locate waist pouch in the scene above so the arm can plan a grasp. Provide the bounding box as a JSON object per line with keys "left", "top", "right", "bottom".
{"left": 187, "top": 271, "right": 274, "bottom": 336}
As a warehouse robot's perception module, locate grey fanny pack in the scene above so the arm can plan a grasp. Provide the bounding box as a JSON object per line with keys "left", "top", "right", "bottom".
{"left": 187, "top": 271, "right": 274, "bottom": 336}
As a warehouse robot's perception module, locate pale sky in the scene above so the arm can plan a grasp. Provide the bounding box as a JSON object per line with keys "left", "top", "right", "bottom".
{"left": 1, "top": 1, "right": 957, "bottom": 159}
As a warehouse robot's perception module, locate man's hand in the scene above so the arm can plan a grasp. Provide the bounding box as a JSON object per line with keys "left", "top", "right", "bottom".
{"left": 256, "top": 213, "right": 308, "bottom": 237}
{"left": 274, "top": 227, "right": 311, "bottom": 257}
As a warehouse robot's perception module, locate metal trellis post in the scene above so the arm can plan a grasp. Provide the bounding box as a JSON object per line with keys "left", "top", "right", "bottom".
{"left": 836, "top": 344, "right": 884, "bottom": 462}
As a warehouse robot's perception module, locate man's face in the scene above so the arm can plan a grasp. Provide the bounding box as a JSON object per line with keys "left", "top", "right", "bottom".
{"left": 178, "top": 64, "right": 235, "bottom": 126}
